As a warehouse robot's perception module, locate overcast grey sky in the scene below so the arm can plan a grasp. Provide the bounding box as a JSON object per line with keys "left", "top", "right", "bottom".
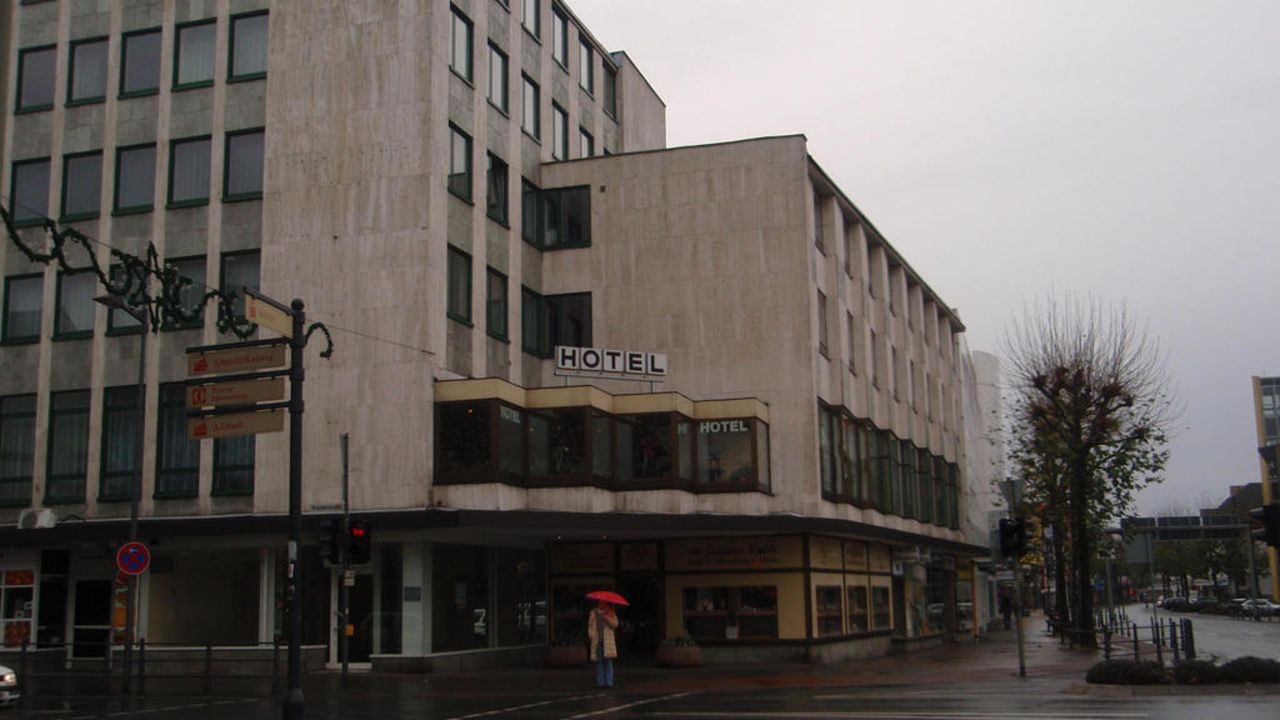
{"left": 573, "top": 0, "right": 1280, "bottom": 514}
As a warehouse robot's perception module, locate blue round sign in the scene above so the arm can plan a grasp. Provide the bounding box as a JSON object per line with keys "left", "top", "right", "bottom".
{"left": 117, "top": 541, "right": 151, "bottom": 576}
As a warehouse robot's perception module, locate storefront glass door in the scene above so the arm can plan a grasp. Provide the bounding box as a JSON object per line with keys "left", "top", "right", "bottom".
{"left": 71, "top": 579, "right": 111, "bottom": 658}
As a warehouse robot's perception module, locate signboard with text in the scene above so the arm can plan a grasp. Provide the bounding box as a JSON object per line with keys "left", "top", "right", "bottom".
{"left": 187, "top": 377, "right": 286, "bottom": 409}
{"left": 187, "top": 409, "right": 285, "bottom": 440}
{"left": 187, "top": 343, "right": 287, "bottom": 376}
{"left": 554, "top": 345, "right": 668, "bottom": 381}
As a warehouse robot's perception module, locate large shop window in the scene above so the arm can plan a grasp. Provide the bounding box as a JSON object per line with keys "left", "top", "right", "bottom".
{"left": 871, "top": 582, "right": 892, "bottom": 631}
{"left": 615, "top": 413, "right": 672, "bottom": 482}
{"left": 432, "top": 544, "right": 491, "bottom": 652}
{"left": 0, "top": 395, "right": 36, "bottom": 506}
{"left": 815, "top": 585, "right": 843, "bottom": 637}
{"left": 1, "top": 569, "right": 35, "bottom": 648}
{"left": 46, "top": 390, "right": 90, "bottom": 503}
{"left": 37, "top": 550, "right": 69, "bottom": 647}
{"left": 99, "top": 386, "right": 141, "bottom": 501}
{"left": 847, "top": 578, "right": 869, "bottom": 633}
{"left": 495, "top": 547, "right": 547, "bottom": 646}
{"left": 682, "top": 586, "right": 778, "bottom": 640}
{"left": 528, "top": 407, "right": 587, "bottom": 479}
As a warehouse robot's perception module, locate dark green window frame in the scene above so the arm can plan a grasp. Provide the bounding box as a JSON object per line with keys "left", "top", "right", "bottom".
{"left": 212, "top": 436, "right": 255, "bottom": 496}
{"left": 486, "top": 153, "right": 508, "bottom": 225}
{"left": 520, "top": 289, "right": 590, "bottom": 356}
{"left": 449, "top": 5, "right": 473, "bottom": 83}
{"left": 104, "top": 264, "right": 145, "bottom": 336}
{"left": 486, "top": 267, "right": 508, "bottom": 341}
{"left": 551, "top": 5, "right": 568, "bottom": 69}
{"left": 579, "top": 38, "right": 594, "bottom": 94}
{"left": 487, "top": 42, "right": 508, "bottom": 114}
{"left": 155, "top": 382, "right": 199, "bottom": 498}
{"left": 60, "top": 150, "right": 104, "bottom": 222}
{"left": 167, "top": 135, "right": 213, "bottom": 208}
{"left": 113, "top": 143, "right": 157, "bottom": 215}
{"left": 521, "top": 185, "right": 591, "bottom": 250}
{"left": 99, "top": 385, "right": 141, "bottom": 502}
{"left": 159, "top": 254, "right": 207, "bottom": 331}
{"left": 602, "top": 63, "right": 617, "bottom": 119}
{"left": 67, "top": 36, "right": 109, "bottom": 107}
{"left": 448, "top": 124, "right": 473, "bottom": 202}
{"left": 521, "top": 286, "right": 543, "bottom": 355}
{"left": 0, "top": 394, "right": 37, "bottom": 507}
{"left": 15, "top": 45, "right": 56, "bottom": 114}
{"left": 53, "top": 269, "right": 97, "bottom": 340}
{"left": 228, "top": 10, "right": 269, "bottom": 83}
{"left": 2, "top": 274, "right": 44, "bottom": 345}
{"left": 522, "top": 0, "right": 541, "bottom": 40}
{"left": 219, "top": 249, "right": 261, "bottom": 325}
{"left": 223, "top": 127, "right": 266, "bottom": 202}
{"left": 120, "top": 27, "right": 162, "bottom": 98}
{"left": 173, "top": 19, "right": 218, "bottom": 91}
{"left": 45, "top": 389, "right": 90, "bottom": 505}
{"left": 10, "top": 157, "right": 51, "bottom": 227}
{"left": 447, "top": 246, "right": 472, "bottom": 325}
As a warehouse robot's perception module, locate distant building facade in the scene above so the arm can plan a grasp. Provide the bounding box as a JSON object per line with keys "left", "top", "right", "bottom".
{"left": 1251, "top": 376, "right": 1280, "bottom": 600}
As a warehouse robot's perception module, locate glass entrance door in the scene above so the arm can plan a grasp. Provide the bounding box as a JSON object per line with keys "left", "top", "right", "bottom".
{"left": 71, "top": 579, "right": 111, "bottom": 659}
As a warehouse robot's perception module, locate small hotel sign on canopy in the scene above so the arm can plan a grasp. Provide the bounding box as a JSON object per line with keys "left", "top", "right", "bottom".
{"left": 554, "top": 345, "right": 668, "bottom": 381}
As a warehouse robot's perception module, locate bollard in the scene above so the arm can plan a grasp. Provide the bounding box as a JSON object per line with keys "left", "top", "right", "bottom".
{"left": 1104, "top": 628, "right": 1112, "bottom": 659}
{"left": 204, "top": 643, "right": 213, "bottom": 696}
{"left": 1132, "top": 622, "right": 1140, "bottom": 660}
{"left": 138, "top": 639, "right": 146, "bottom": 695}
{"left": 1182, "top": 619, "right": 1196, "bottom": 660}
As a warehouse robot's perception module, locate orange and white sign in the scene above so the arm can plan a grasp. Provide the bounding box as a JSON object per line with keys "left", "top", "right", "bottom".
{"left": 246, "top": 293, "right": 294, "bottom": 338}
{"left": 186, "top": 378, "right": 286, "bottom": 409}
{"left": 187, "top": 409, "right": 284, "bottom": 440}
{"left": 187, "top": 344, "right": 287, "bottom": 376}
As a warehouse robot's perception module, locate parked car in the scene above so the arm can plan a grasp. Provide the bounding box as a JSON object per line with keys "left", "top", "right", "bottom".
{"left": 1228, "top": 598, "right": 1280, "bottom": 617}
{"left": 0, "top": 663, "right": 18, "bottom": 706}
{"left": 1189, "top": 598, "right": 1223, "bottom": 614}
{"left": 1160, "top": 596, "right": 1190, "bottom": 612}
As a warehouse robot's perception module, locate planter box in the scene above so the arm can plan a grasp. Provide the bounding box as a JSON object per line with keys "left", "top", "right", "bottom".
{"left": 656, "top": 644, "right": 701, "bottom": 667}
{"left": 546, "top": 645, "right": 587, "bottom": 667}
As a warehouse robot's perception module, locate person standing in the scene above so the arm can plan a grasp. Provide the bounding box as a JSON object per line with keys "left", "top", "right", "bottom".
{"left": 587, "top": 600, "right": 619, "bottom": 689}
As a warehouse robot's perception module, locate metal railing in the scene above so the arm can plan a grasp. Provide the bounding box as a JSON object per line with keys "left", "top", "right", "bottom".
{"left": 1044, "top": 611, "right": 1196, "bottom": 667}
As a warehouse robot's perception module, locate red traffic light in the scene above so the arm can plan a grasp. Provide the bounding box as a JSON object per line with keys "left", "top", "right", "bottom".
{"left": 350, "top": 526, "right": 366, "bottom": 537}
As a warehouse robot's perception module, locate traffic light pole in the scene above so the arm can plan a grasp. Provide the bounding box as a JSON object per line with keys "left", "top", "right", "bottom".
{"left": 340, "top": 433, "right": 350, "bottom": 687}
{"left": 1013, "top": 552, "right": 1026, "bottom": 677}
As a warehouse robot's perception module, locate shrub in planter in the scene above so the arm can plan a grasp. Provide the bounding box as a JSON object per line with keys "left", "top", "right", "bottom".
{"left": 1172, "top": 659, "right": 1221, "bottom": 685}
{"left": 1085, "top": 659, "right": 1172, "bottom": 685}
{"left": 656, "top": 636, "right": 701, "bottom": 667}
{"left": 1220, "top": 656, "right": 1280, "bottom": 684}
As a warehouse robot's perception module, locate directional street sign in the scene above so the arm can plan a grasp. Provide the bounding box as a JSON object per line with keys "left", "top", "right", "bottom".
{"left": 187, "top": 409, "right": 285, "bottom": 440}
{"left": 117, "top": 541, "right": 151, "bottom": 576}
{"left": 246, "top": 291, "right": 294, "bottom": 339}
{"left": 187, "top": 377, "right": 286, "bottom": 409}
{"left": 187, "top": 342, "right": 287, "bottom": 376}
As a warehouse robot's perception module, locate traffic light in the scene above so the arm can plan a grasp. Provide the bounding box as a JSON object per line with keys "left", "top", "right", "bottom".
{"left": 347, "top": 521, "right": 372, "bottom": 565}
{"left": 999, "top": 518, "right": 1028, "bottom": 558}
{"left": 319, "top": 519, "right": 341, "bottom": 565}
{"left": 1251, "top": 504, "right": 1280, "bottom": 548}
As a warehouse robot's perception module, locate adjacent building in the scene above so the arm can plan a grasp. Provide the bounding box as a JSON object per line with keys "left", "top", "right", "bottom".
{"left": 1251, "top": 376, "right": 1280, "bottom": 601}
{"left": 0, "top": 0, "right": 987, "bottom": 670}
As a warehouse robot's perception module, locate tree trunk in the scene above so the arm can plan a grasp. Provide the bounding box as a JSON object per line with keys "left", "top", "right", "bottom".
{"left": 1053, "top": 525, "right": 1070, "bottom": 632}
{"left": 1070, "top": 465, "right": 1096, "bottom": 648}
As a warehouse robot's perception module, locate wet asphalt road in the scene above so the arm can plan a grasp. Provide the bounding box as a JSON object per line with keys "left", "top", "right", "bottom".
{"left": 1125, "top": 604, "right": 1280, "bottom": 661}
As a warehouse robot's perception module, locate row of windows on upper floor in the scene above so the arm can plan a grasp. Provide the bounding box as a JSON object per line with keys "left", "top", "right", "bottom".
{"left": 8, "top": 129, "right": 265, "bottom": 225}
{"left": 14, "top": 11, "right": 267, "bottom": 113}
{"left": 1, "top": 250, "right": 259, "bottom": 344}
{"left": 0, "top": 387, "right": 255, "bottom": 508}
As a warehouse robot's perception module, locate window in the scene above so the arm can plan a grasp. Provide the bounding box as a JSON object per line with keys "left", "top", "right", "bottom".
{"left": 816, "top": 585, "right": 843, "bottom": 637}
{"left": 846, "top": 312, "right": 857, "bottom": 374}
{"left": 522, "top": 75, "right": 540, "bottom": 137}
{"left": 682, "top": 585, "right": 777, "bottom": 640}
{"left": 917, "top": 448, "right": 933, "bottom": 525}
{"left": 11, "top": 158, "right": 51, "bottom": 225}
{"left": 100, "top": 386, "right": 141, "bottom": 501}
{"left": 579, "top": 128, "right": 593, "bottom": 158}
{"left": 450, "top": 7, "right": 473, "bottom": 81}
{"left": 437, "top": 402, "right": 493, "bottom": 478}
{"left": 106, "top": 265, "right": 145, "bottom": 333}
{"left": 0, "top": 395, "right": 36, "bottom": 506}
{"left": 813, "top": 195, "right": 825, "bottom": 251}
{"left": 229, "top": 12, "right": 268, "bottom": 80}
{"left": 521, "top": 287, "right": 543, "bottom": 354}
{"left": 521, "top": 290, "right": 590, "bottom": 356}
{"left": 870, "top": 330, "right": 880, "bottom": 388}
{"left": 213, "top": 435, "right": 254, "bottom": 495}
{"left": 486, "top": 153, "right": 508, "bottom": 224}
{"left": 16, "top": 46, "right": 55, "bottom": 112}
{"left": 486, "top": 268, "right": 507, "bottom": 340}
{"left": 524, "top": 185, "right": 591, "bottom": 249}
{"left": 551, "top": 104, "right": 567, "bottom": 160}
{"left": 224, "top": 129, "right": 265, "bottom": 200}
{"left": 156, "top": 383, "right": 198, "bottom": 497}
{"left": 121, "top": 29, "right": 162, "bottom": 96}
{"left": 844, "top": 222, "right": 857, "bottom": 277}
{"left": 697, "top": 418, "right": 758, "bottom": 485}
{"left": 2, "top": 275, "right": 43, "bottom": 343}
{"left": 220, "top": 250, "right": 260, "bottom": 322}
{"left": 818, "top": 405, "right": 835, "bottom": 495}
{"left": 68, "top": 38, "right": 108, "bottom": 105}
{"left": 487, "top": 43, "right": 508, "bottom": 112}
{"left": 840, "top": 416, "right": 863, "bottom": 503}
{"left": 603, "top": 64, "right": 617, "bottom": 118}
{"left": 847, "top": 578, "right": 869, "bottom": 633}
{"left": 816, "top": 291, "right": 828, "bottom": 356}
{"left": 871, "top": 582, "right": 892, "bottom": 630}
{"left": 168, "top": 136, "right": 212, "bottom": 206}
{"left": 579, "top": 39, "right": 594, "bottom": 93}
{"left": 61, "top": 151, "right": 103, "bottom": 220}
{"left": 175, "top": 20, "right": 217, "bottom": 88}
{"left": 54, "top": 270, "right": 95, "bottom": 339}
{"left": 160, "top": 256, "right": 206, "bottom": 330}
{"left": 551, "top": 6, "right": 568, "bottom": 67}
{"left": 114, "top": 144, "right": 156, "bottom": 213}
{"left": 522, "top": 0, "right": 540, "bottom": 39}
{"left": 448, "top": 125, "right": 472, "bottom": 201}
{"left": 46, "top": 390, "right": 90, "bottom": 503}
{"left": 892, "top": 347, "right": 902, "bottom": 401}
{"left": 528, "top": 407, "right": 586, "bottom": 477}
{"left": 521, "top": 179, "right": 541, "bottom": 244}
{"left": 447, "top": 246, "right": 471, "bottom": 324}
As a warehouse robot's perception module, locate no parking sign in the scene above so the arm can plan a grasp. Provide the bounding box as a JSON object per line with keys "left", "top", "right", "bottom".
{"left": 116, "top": 541, "right": 151, "bottom": 575}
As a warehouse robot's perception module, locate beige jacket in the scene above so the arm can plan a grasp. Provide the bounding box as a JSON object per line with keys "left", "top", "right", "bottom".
{"left": 587, "top": 607, "right": 618, "bottom": 660}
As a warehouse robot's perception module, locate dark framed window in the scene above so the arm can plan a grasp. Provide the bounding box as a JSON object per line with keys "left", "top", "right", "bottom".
{"left": 933, "top": 457, "right": 947, "bottom": 526}
{"left": 114, "top": 144, "right": 157, "bottom": 214}
{"left": 521, "top": 286, "right": 543, "bottom": 355}
{"left": 168, "top": 136, "right": 212, "bottom": 207}
{"left": 529, "top": 407, "right": 587, "bottom": 479}
{"left": 846, "top": 312, "right": 857, "bottom": 375}
{"left": 818, "top": 404, "right": 835, "bottom": 496}
{"left": 522, "top": 74, "right": 540, "bottom": 138}
{"left": 61, "top": 151, "right": 103, "bottom": 221}
{"left": 840, "top": 416, "right": 865, "bottom": 504}
{"left": 817, "top": 290, "right": 828, "bottom": 357}
{"left": 106, "top": 265, "right": 145, "bottom": 334}
{"left": 213, "top": 436, "right": 254, "bottom": 495}
{"left": 682, "top": 585, "right": 778, "bottom": 640}
{"left": 448, "top": 125, "right": 472, "bottom": 201}
{"left": 602, "top": 63, "right": 617, "bottom": 119}
{"left": 447, "top": 246, "right": 471, "bottom": 324}
{"left": 578, "top": 128, "right": 593, "bottom": 158}
{"left": 539, "top": 185, "right": 590, "bottom": 249}
{"left": 11, "top": 158, "right": 51, "bottom": 226}
{"left": 175, "top": 19, "right": 217, "bottom": 89}
{"left": 53, "top": 270, "right": 96, "bottom": 339}
{"left": 229, "top": 11, "right": 268, "bottom": 81}
{"left": 2, "top": 275, "right": 43, "bottom": 343}
{"left": 521, "top": 178, "right": 541, "bottom": 244}
{"left": 16, "top": 46, "right": 55, "bottom": 112}
{"left": 486, "top": 268, "right": 508, "bottom": 340}
{"left": 814, "top": 195, "right": 825, "bottom": 251}
{"left": 46, "top": 390, "right": 90, "bottom": 504}
{"left": 156, "top": 383, "right": 198, "bottom": 498}
{"left": 220, "top": 250, "right": 261, "bottom": 323}
{"left": 450, "top": 6, "right": 473, "bottom": 81}
{"left": 551, "top": 103, "right": 567, "bottom": 160}
{"left": 887, "top": 434, "right": 903, "bottom": 516}
{"left": 697, "top": 417, "right": 761, "bottom": 487}
{"left": 917, "top": 448, "right": 933, "bottom": 525}
{"left": 545, "top": 292, "right": 590, "bottom": 348}
{"left": 437, "top": 401, "right": 494, "bottom": 480}
{"left": 159, "top": 255, "right": 206, "bottom": 330}
{"left": 68, "top": 38, "right": 108, "bottom": 105}
{"left": 224, "top": 128, "right": 265, "bottom": 200}
{"left": 522, "top": 0, "right": 540, "bottom": 39}
{"left": 487, "top": 43, "right": 508, "bottom": 112}
{"left": 900, "top": 440, "right": 916, "bottom": 519}
{"left": 486, "top": 153, "right": 507, "bottom": 224}
{"left": 99, "top": 386, "right": 141, "bottom": 501}
{"left": 844, "top": 222, "right": 857, "bottom": 278}
{"left": 551, "top": 6, "right": 568, "bottom": 67}
{"left": 0, "top": 395, "right": 37, "bottom": 507}
{"left": 579, "top": 38, "right": 594, "bottom": 93}
{"left": 120, "top": 28, "right": 162, "bottom": 97}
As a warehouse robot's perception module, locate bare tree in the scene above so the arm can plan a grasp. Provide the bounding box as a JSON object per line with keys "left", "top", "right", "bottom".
{"left": 1004, "top": 295, "right": 1178, "bottom": 647}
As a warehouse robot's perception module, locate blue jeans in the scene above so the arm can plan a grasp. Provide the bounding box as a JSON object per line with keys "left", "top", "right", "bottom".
{"left": 595, "top": 642, "right": 614, "bottom": 688}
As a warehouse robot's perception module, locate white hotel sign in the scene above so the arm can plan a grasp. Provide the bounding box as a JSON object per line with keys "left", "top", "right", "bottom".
{"left": 555, "top": 345, "right": 668, "bottom": 381}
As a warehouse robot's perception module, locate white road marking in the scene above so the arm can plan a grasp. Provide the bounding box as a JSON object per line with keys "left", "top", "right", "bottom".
{"left": 443, "top": 692, "right": 606, "bottom": 720}
{"left": 561, "top": 692, "right": 691, "bottom": 719}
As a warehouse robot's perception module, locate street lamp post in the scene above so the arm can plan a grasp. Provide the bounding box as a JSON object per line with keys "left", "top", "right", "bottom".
{"left": 94, "top": 292, "right": 147, "bottom": 694}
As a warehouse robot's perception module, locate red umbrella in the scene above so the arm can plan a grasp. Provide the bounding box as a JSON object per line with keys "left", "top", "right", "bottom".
{"left": 586, "top": 590, "right": 629, "bottom": 606}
